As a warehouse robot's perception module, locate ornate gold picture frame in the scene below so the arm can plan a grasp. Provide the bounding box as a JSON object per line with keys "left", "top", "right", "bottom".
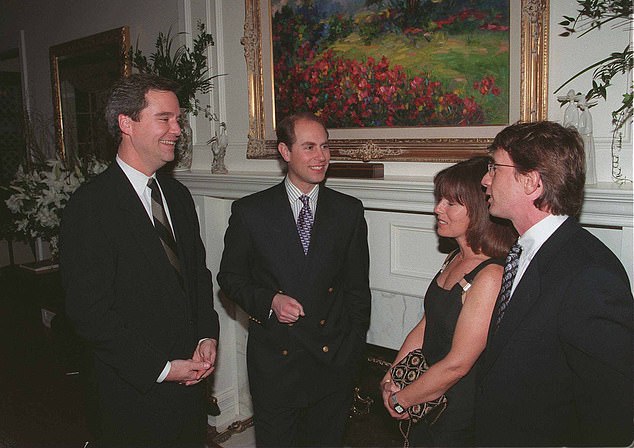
{"left": 242, "top": 0, "right": 549, "bottom": 162}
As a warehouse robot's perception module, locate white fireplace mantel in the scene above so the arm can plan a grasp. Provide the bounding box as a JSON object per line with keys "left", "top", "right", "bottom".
{"left": 178, "top": 170, "right": 634, "bottom": 227}
{"left": 175, "top": 170, "right": 633, "bottom": 430}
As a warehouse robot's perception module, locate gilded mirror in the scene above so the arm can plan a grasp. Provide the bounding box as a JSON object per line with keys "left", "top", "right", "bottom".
{"left": 50, "top": 26, "right": 130, "bottom": 161}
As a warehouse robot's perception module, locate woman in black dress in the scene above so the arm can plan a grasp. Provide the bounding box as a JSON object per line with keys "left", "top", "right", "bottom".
{"left": 381, "top": 156, "right": 517, "bottom": 446}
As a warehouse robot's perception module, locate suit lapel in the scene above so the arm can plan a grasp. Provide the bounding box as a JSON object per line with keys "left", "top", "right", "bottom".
{"left": 306, "top": 187, "right": 337, "bottom": 263}
{"left": 111, "top": 165, "right": 185, "bottom": 299}
{"left": 158, "top": 177, "right": 189, "bottom": 275}
{"left": 268, "top": 182, "right": 339, "bottom": 276}
{"left": 484, "top": 266, "right": 541, "bottom": 369}
{"left": 269, "top": 183, "right": 308, "bottom": 269}
{"left": 482, "top": 217, "right": 578, "bottom": 373}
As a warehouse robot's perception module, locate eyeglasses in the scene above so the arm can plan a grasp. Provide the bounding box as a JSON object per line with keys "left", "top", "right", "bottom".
{"left": 487, "top": 161, "right": 516, "bottom": 175}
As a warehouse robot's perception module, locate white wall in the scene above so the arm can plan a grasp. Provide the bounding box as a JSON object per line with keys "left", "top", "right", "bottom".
{"left": 548, "top": 1, "right": 633, "bottom": 182}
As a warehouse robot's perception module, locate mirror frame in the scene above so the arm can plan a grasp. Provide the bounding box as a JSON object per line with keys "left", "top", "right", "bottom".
{"left": 242, "top": 0, "right": 549, "bottom": 162}
{"left": 50, "top": 26, "right": 131, "bottom": 160}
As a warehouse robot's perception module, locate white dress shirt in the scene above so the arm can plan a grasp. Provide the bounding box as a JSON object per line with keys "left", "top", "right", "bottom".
{"left": 115, "top": 156, "right": 172, "bottom": 382}
{"left": 115, "top": 156, "right": 176, "bottom": 235}
{"left": 284, "top": 177, "right": 319, "bottom": 222}
{"left": 511, "top": 214, "right": 569, "bottom": 296}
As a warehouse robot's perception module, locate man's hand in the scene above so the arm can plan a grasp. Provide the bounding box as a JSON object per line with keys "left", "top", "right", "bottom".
{"left": 271, "top": 293, "right": 305, "bottom": 323}
{"left": 188, "top": 339, "right": 218, "bottom": 385}
{"left": 164, "top": 359, "right": 211, "bottom": 385}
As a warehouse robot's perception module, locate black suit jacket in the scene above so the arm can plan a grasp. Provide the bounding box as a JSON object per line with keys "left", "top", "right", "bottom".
{"left": 475, "top": 217, "right": 633, "bottom": 446}
{"left": 217, "top": 181, "right": 370, "bottom": 406}
{"left": 60, "top": 163, "right": 219, "bottom": 444}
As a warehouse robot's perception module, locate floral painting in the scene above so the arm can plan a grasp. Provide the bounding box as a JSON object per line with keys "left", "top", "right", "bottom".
{"left": 271, "top": 0, "right": 510, "bottom": 129}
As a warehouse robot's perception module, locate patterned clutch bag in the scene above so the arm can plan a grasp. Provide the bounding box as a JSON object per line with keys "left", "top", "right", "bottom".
{"left": 390, "top": 348, "right": 448, "bottom": 425}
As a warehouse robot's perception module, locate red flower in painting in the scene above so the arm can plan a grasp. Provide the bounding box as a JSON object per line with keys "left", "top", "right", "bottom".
{"left": 473, "top": 75, "right": 500, "bottom": 97}
{"left": 272, "top": 19, "right": 488, "bottom": 127}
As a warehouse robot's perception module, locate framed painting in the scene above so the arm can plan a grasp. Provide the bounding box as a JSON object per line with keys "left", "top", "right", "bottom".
{"left": 243, "top": 0, "right": 549, "bottom": 162}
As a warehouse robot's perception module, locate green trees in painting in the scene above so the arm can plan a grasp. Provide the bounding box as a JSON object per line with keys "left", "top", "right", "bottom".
{"left": 272, "top": 0, "right": 509, "bottom": 128}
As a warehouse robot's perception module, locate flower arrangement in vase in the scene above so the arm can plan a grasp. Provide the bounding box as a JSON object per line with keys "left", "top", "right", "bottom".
{"left": 4, "top": 156, "right": 108, "bottom": 259}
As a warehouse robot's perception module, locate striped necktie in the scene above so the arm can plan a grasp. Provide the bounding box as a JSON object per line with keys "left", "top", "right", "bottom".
{"left": 147, "top": 178, "right": 182, "bottom": 281}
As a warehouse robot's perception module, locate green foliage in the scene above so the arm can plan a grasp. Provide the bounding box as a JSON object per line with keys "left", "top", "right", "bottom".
{"left": 555, "top": 0, "right": 633, "bottom": 132}
{"left": 322, "top": 14, "right": 355, "bottom": 46}
{"left": 129, "top": 22, "right": 219, "bottom": 115}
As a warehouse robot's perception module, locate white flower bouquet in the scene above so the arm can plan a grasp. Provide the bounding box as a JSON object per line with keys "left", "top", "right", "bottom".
{"left": 5, "top": 157, "right": 108, "bottom": 257}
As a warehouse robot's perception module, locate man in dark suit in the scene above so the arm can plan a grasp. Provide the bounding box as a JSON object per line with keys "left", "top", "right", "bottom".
{"left": 476, "top": 121, "right": 633, "bottom": 446}
{"left": 218, "top": 112, "right": 371, "bottom": 447}
{"left": 60, "top": 74, "right": 219, "bottom": 447}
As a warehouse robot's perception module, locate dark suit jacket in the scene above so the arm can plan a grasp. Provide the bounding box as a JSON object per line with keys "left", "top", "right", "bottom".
{"left": 217, "top": 181, "right": 370, "bottom": 406}
{"left": 475, "top": 217, "right": 633, "bottom": 447}
{"left": 60, "top": 163, "right": 219, "bottom": 444}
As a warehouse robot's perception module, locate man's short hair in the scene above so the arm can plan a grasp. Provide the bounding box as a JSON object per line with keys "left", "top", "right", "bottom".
{"left": 105, "top": 73, "right": 180, "bottom": 145}
{"left": 489, "top": 121, "right": 586, "bottom": 216}
{"left": 276, "top": 112, "right": 328, "bottom": 149}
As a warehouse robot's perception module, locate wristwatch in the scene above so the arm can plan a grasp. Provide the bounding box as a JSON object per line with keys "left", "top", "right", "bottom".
{"left": 390, "top": 393, "right": 406, "bottom": 414}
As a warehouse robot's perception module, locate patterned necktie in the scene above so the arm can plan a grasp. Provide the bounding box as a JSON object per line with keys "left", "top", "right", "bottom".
{"left": 494, "top": 241, "right": 522, "bottom": 333}
{"left": 297, "top": 195, "right": 313, "bottom": 255}
{"left": 147, "top": 178, "right": 182, "bottom": 280}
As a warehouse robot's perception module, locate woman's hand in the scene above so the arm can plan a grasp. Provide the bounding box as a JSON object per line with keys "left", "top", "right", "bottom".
{"left": 381, "top": 373, "right": 409, "bottom": 420}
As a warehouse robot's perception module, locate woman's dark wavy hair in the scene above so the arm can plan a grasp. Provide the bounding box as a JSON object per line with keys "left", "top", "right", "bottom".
{"left": 434, "top": 156, "right": 517, "bottom": 259}
{"left": 490, "top": 121, "right": 585, "bottom": 216}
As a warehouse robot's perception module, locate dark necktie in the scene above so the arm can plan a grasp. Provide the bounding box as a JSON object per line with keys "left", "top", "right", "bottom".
{"left": 147, "top": 178, "right": 182, "bottom": 280}
{"left": 494, "top": 241, "right": 522, "bottom": 333}
{"left": 297, "top": 195, "right": 313, "bottom": 255}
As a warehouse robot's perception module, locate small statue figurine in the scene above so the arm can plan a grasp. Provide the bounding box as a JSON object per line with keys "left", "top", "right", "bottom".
{"left": 210, "top": 122, "right": 228, "bottom": 174}
{"left": 557, "top": 89, "right": 597, "bottom": 184}
{"left": 560, "top": 89, "right": 580, "bottom": 129}
{"left": 577, "top": 98, "right": 597, "bottom": 184}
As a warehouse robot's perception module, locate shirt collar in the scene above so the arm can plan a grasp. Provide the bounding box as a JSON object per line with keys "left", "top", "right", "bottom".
{"left": 518, "top": 214, "right": 568, "bottom": 257}
{"left": 116, "top": 155, "right": 155, "bottom": 197}
{"left": 284, "top": 177, "right": 319, "bottom": 203}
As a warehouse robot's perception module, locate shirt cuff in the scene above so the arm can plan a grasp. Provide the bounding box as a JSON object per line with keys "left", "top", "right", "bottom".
{"left": 156, "top": 361, "right": 171, "bottom": 383}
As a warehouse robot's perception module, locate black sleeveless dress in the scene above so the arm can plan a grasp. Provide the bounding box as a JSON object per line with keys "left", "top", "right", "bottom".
{"left": 408, "top": 253, "right": 503, "bottom": 447}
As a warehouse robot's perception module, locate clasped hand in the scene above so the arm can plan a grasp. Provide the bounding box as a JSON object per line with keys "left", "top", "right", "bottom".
{"left": 381, "top": 374, "right": 410, "bottom": 420}
{"left": 165, "top": 338, "right": 217, "bottom": 386}
{"left": 271, "top": 293, "right": 305, "bottom": 323}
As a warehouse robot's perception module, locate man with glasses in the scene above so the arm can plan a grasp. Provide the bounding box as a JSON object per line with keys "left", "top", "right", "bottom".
{"left": 475, "top": 121, "right": 633, "bottom": 447}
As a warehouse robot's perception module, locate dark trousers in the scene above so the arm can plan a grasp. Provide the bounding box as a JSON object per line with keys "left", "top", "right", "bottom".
{"left": 253, "top": 388, "right": 352, "bottom": 447}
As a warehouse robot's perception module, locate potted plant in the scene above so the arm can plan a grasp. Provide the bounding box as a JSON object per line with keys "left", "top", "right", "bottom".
{"left": 129, "top": 21, "right": 221, "bottom": 170}
{"left": 3, "top": 109, "right": 108, "bottom": 263}
{"left": 554, "top": 0, "right": 632, "bottom": 183}
{"left": 4, "top": 157, "right": 108, "bottom": 261}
